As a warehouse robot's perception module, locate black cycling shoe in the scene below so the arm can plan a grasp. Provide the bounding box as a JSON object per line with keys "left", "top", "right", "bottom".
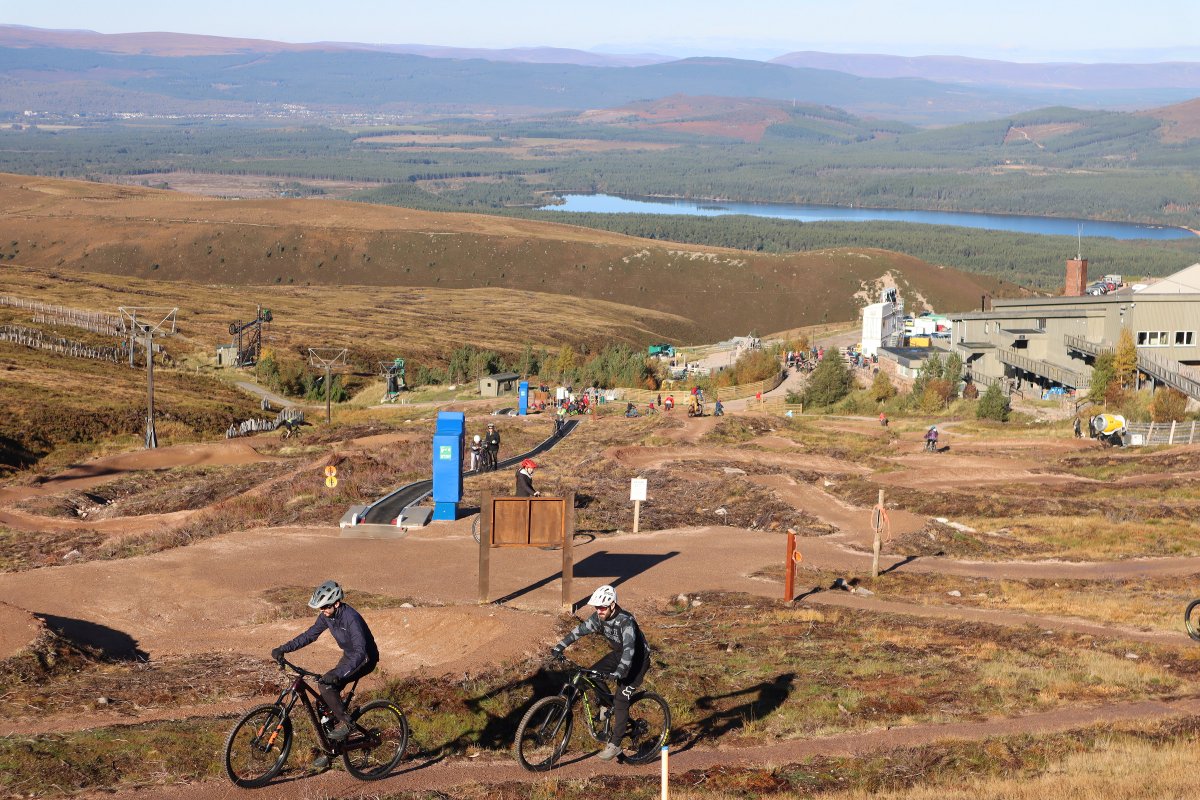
{"left": 310, "top": 753, "right": 331, "bottom": 771}
{"left": 328, "top": 723, "right": 351, "bottom": 742}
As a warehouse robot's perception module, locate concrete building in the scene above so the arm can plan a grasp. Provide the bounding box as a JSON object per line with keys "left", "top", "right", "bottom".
{"left": 861, "top": 287, "right": 904, "bottom": 357}
{"left": 949, "top": 263, "right": 1200, "bottom": 401}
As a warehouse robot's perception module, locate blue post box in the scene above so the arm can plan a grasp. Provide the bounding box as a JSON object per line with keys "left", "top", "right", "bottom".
{"left": 518, "top": 381, "right": 529, "bottom": 416}
{"left": 431, "top": 411, "right": 465, "bottom": 521}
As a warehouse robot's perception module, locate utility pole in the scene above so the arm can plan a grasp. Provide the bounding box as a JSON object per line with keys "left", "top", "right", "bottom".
{"left": 119, "top": 307, "right": 178, "bottom": 449}
{"left": 308, "top": 347, "right": 349, "bottom": 424}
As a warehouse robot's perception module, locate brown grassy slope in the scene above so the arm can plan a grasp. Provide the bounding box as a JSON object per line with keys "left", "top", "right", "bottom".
{"left": 580, "top": 95, "right": 794, "bottom": 142}
{"left": 1140, "top": 97, "right": 1200, "bottom": 144}
{"left": 0, "top": 264, "right": 701, "bottom": 367}
{"left": 0, "top": 174, "right": 1012, "bottom": 341}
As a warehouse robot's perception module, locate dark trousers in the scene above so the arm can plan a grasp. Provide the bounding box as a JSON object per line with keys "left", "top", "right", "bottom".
{"left": 319, "top": 661, "right": 376, "bottom": 728}
{"left": 591, "top": 650, "right": 650, "bottom": 746}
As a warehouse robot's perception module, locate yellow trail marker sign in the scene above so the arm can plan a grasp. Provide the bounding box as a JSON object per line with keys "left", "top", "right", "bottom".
{"left": 325, "top": 476, "right": 338, "bottom": 488}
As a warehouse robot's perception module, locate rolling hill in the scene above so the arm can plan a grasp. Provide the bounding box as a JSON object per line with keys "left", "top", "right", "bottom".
{"left": 0, "top": 174, "right": 1013, "bottom": 344}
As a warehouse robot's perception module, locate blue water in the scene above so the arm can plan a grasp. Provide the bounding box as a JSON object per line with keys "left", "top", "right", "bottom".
{"left": 539, "top": 194, "right": 1195, "bottom": 241}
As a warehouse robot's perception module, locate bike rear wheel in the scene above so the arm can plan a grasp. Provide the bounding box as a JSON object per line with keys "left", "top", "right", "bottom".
{"left": 621, "top": 691, "right": 671, "bottom": 765}
{"left": 514, "top": 696, "right": 572, "bottom": 771}
{"left": 224, "top": 703, "right": 293, "bottom": 788}
{"left": 342, "top": 700, "right": 409, "bottom": 780}
{"left": 1185, "top": 599, "right": 1200, "bottom": 641}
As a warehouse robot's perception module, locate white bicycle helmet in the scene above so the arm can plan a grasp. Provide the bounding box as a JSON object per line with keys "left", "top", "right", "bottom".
{"left": 589, "top": 584, "right": 617, "bottom": 608}
{"left": 473, "top": 434, "right": 481, "bottom": 444}
{"left": 308, "top": 580, "right": 344, "bottom": 609}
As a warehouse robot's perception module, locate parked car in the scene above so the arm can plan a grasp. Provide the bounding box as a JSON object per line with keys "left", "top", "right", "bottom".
{"left": 1086, "top": 283, "right": 1107, "bottom": 295}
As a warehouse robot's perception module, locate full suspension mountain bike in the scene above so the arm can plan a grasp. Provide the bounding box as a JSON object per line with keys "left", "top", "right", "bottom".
{"left": 223, "top": 657, "right": 408, "bottom": 787}
{"left": 513, "top": 655, "right": 670, "bottom": 770}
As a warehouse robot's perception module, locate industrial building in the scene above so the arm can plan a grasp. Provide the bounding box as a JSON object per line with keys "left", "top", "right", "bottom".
{"left": 948, "top": 261, "right": 1200, "bottom": 401}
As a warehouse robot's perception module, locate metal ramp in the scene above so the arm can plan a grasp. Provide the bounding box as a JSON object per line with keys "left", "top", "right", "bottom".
{"left": 342, "top": 418, "right": 580, "bottom": 537}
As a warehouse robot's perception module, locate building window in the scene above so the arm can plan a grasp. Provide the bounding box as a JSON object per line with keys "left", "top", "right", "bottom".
{"left": 1137, "top": 331, "right": 1169, "bottom": 347}
{"left": 1177, "top": 331, "right": 1195, "bottom": 346}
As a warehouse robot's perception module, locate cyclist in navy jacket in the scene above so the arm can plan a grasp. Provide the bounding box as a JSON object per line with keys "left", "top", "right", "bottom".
{"left": 271, "top": 580, "right": 378, "bottom": 744}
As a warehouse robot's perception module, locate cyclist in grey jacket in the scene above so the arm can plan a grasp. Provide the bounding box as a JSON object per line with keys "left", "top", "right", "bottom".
{"left": 551, "top": 584, "right": 650, "bottom": 761}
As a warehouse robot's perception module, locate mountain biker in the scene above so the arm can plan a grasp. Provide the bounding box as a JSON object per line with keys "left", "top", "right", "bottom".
{"left": 271, "top": 580, "right": 378, "bottom": 762}
{"left": 469, "top": 434, "right": 484, "bottom": 471}
{"left": 550, "top": 584, "right": 651, "bottom": 762}
{"left": 516, "top": 458, "right": 540, "bottom": 497}
{"left": 924, "top": 425, "right": 939, "bottom": 451}
{"left": 484, "top": 423, "right": 501, "bottom": 471}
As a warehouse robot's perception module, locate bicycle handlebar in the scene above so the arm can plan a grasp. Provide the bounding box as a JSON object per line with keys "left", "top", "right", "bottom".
{"left": 278, "top": 656, "right": 321, "bottom": 679}
{"left": 551, "top": 653, "right": 608, "bottom": 680}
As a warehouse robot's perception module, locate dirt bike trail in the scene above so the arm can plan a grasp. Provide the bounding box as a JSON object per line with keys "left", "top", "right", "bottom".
{"left": 0, "top": 440, "right": 280, "bottom": 506}
{"left": 71, "top": 696, "right": 1200, "bottom": 799}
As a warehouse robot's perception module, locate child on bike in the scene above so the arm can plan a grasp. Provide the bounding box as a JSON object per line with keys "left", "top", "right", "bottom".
{"left": 271, "top": 580, "right": 378, "bottom": 767}
{"left": 515, "top": 458, "right": 540, "bottom": 497}
{"left": 550, "top": 584, "right": 650, "bottom": 761}
{"left": 469, "top": 434, "right": 484, "bottom": 471}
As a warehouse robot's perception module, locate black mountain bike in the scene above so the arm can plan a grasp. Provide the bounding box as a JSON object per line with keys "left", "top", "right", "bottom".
{"left": 513, "top": 656, "right": 670, "bottom": 771}
{"left": 223, "top": 657, "right": 408, "bottom": 787}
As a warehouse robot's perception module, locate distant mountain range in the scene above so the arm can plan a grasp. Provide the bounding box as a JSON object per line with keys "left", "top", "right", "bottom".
{"left": 2, "top": 25, "right": 1198, "bottom": 126}
{"left": 770, "top": 51, "right": 1200, "bottom": 91}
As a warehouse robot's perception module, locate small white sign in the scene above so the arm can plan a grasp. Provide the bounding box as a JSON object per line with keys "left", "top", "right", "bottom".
{"left": 630, "top": 477, "right": 648, "bottom": 502}
{"left": 439, "top": 445, "right": 453, "bottom": 460}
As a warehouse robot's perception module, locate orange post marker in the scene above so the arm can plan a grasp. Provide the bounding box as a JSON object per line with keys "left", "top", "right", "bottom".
{"left": 784, "top": 528, "right": 797, "bottom": 602}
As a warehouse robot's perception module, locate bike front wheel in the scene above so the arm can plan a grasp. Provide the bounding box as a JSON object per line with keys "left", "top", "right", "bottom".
{"left": 223, "top": 703, "right": 293, "bottom": 788}
{"left": 342, "top": 700, "right": 409, "bottom": 780}
{"left": 1185, "top": 599, "right": 1200, "bottom": 641}
{"left": 621, "top": 691, "right": 671, "bottom": 765}
{"left": 514, "top": 696, "right": 573, "bottom": 771}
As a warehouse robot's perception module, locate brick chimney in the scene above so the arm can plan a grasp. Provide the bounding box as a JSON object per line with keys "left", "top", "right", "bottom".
{"left": 1065, "top": 258, "right": 1088, "bottom": 296}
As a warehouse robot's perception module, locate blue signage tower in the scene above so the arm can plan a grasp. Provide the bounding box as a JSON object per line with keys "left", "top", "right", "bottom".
{"left": 518, "top": 381, "right": 529, "bottom": 416}
{"left": 431, "top": 411, "right": 464, "bottom": 521}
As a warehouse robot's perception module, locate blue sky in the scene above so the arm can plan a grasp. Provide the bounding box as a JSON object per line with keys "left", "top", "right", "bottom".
{"left": 5, "top": 0, "right": 1199, "bottom": 62}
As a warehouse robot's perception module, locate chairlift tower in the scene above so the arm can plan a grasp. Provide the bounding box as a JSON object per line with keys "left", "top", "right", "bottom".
{"left": 379, "top": 358, "right": 406, "bottom": 402}
{"left": 118, "top": 306, "right": 178, "bottom": 449}
{"left": 308, "top": 347, "right": 349, "bottom": 424}
{"left": 228, "top": 306, "right": 273, "bottom": 367}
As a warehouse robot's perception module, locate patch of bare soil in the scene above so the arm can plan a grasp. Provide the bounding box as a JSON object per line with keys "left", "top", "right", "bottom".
{"left": 14, "top": 462, "right": 295, "bottom": 520}
{"left": 0, "top": 600, "right": 42, "bottom": 661}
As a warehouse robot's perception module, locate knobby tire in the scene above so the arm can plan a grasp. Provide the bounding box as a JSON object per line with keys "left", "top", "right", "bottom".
{"left": 223, "top": 703, "right": 293, "bottom": 788}
{"left": 514, "top": 696, "right": 572, "bottom": 771}
{"left": 621, "top": 692, "right": 671, "bottom": 765}
{"left": 342, "top": 700, "right": 409, "bottom": 780}
{"left": 1185, "top": 599, "right": 1200, "bottom": 641}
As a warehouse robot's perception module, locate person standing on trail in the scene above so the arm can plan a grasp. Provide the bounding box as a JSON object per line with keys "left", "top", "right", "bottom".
{"left": 665, "top": 395, "right": 674, "bottom": 411}
{"left": 271, "top": 581, "right": 378, "bottom": 768}
{"left": 1073, "top": 417, "right": 1082, "bottom": 438}
{"left": 879, "top": 411, "right": 888, "bottom": 427}
{"left": 551, "top": 585, "right": 651, "bottom": 762}
{"left": 714, "top": 399, "right": 724, "bottom": 416}
{"left": 484, "top": 423, "right": 501, "bottom": 470}
{"left": 515, "top": 458, "right": 540, "bottom": 497}
{"left": 469, "top": 434, "right": 484, "bottom": 471}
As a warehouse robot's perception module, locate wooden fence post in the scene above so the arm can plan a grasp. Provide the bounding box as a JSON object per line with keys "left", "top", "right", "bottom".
{"left": 477, "top": 491, "right": 491, "bottom": 604}
{"left": 562, "top": 492, "right": 575, "bottom": 612}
